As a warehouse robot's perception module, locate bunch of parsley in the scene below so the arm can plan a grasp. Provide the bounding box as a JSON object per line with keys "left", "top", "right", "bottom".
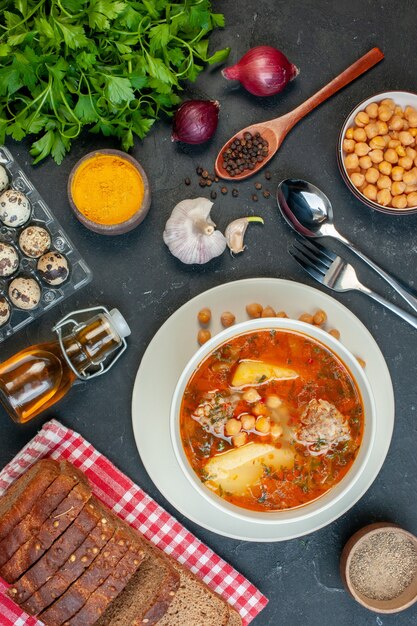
{"left": 0, "top": 0, "right": 229, "bottom": 164}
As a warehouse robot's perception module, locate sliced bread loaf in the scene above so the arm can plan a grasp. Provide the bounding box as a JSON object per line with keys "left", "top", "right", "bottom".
{"left": 0, "top": 461, "right": 87, "bottom": 568}
{"left": 0, "top": 459, "right": 60, "bottom": 541}
{"left": 155, "top": 561, "right": 230, "bottom": 626}
{"left": 227, "top": 608, "right": 242, "bottom": 626}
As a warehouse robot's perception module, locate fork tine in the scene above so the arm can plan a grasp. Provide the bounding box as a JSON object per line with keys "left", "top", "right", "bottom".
{"left": 293, "top": 239, "right": 332, "bottom": 271}
{"left": 295, "top": 237, "right": 338, "bottom": 263}
{"left": 288, "top": 247, "right": 327, "bottom": 284}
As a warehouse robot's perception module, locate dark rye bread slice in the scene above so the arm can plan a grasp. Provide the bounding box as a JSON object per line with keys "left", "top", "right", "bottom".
{"left": 39, "top": 524, "right": 143, "bottom": 626}
{"left": 8, "top": 500, "right": 105, "bottom": 604}
{"left": 96, "top": 545, "right": 180, "bottom": 626}
{"left": 22, "top": 512, "right": 115, "bottom": 616}
{"left": 0, "top": 459, "right": 60, "bottom": 541}
{"left": 0, "top": 480, "right": 91, "bottom": 584}
{"left": 155, "top": 561, "right": 231, "bottom": 626}
{"left": 67, "top": 546, "right": 146, "bottom": 626}
{"left": 0, "top": 461, "right": 87, "bottom": 568}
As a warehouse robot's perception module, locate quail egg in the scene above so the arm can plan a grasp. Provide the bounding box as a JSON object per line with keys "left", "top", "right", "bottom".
{"left": 37, "top": 251, "right": 69, "bottom": 286}
{"left": 9, "top": 277, "right": 41, "bottom": 310}
{"left": 0, "top": 189, "right": 31, "bottom": 227}
{"left": 0, "top": 165, "right": 9, "bottom": 193}
{"left": 0, "top": 242, "right": 19, "bottom": 277}
{"left": 19, "top": 226, "right": 51, "bottom": 258}
{"left": 0, "top": 296, "right": 11, "bottom": 327}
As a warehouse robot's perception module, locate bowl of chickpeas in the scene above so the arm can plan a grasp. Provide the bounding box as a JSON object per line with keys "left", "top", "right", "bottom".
{"left": 338, "top": 91, "right": 417, "bottom": 214}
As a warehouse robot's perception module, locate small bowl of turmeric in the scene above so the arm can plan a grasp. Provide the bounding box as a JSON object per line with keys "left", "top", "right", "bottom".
{"left": 68, "top": 149, "right": 151, "bottom": 235}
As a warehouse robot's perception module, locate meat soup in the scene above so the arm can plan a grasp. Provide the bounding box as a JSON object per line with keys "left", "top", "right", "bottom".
{"left": 180, "top": 329, "right": 364, "bottom": 512}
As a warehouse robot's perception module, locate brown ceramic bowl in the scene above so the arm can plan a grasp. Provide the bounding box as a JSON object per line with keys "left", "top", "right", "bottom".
{"left": 68, "top": 149, "right": 151, "bottom": 235}
{"left": 340, "top": 522, "right": 417, "bottom": 613}
{"left": 338, "top": 91, "right": 417, "bottom": 215}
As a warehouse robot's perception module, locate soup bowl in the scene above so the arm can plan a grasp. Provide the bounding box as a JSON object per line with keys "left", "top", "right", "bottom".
{"left": 170, "top": 317, "right": 376, "bottom": 525}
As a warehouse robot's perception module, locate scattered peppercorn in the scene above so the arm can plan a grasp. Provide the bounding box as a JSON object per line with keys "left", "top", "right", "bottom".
{"left": 202, "top": 170, "right": 209, "bottom": 179}
{"left": 232, "top": 189, "right": 239, "bottom": 197}
{"left": 214, "top": 177, "right": 219, "bottom": 182}
{"left": 255, "top": 182, "right": 262, "bottom": 190}
{"left": 196, "top": 166, "right": 203, "bottom": 175}
{"left": 265, "top": 171, "right": 272, "bottom": 180}
{"left": 199, "top": 179, "right": 206, "bottom": 187}
{"left": 221, "top": 131, "right": 269, "bottom": 175}
{"left": 184, "top": 177, "right": 191, "bottom": 186}
{"left": 263, "top": 190, "right": 271, "bottom": 198}
{"left": 221, "top": 187, "right": 228, "bottom": 195}
{"left": 252, "top": 194, "right": 258, "bottom": 202}
{"left": 210, "top": 190, "right": 217, "bottom": 200}
{"left": 206, "top": 179, "right": 212, "bottom": 186}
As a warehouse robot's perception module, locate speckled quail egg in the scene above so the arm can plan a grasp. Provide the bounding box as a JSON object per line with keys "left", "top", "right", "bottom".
{"left": 0, "top": 296, "right": 11, "bottom": 327}
{"left": 0, "top": 242, "right": 19, "bottom": 277}
{"left": 0, "top": 189, "right": 31, "bottom": 227}
{"left": 0, "top": 165, "right": 9, "bottom": 193}
{"left": 37, "top": 251, "right": 69, "bottom": 286}
{"left": 19, "top": 226, "right": 51, "bottom": 259}
{"left": 8, "top": 277, "right": 41, "bottom": 310}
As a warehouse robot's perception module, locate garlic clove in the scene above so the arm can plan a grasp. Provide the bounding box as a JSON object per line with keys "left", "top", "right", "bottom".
{"left": 225, "top": 216, "right": 264, "bottom": 254}
{"left": 163, "top": 197, "right": 227, "bottom": 264}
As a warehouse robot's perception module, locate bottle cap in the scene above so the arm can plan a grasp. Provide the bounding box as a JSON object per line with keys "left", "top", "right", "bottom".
{"left": 109, "top": 308, "right": 131, "bottom": 339}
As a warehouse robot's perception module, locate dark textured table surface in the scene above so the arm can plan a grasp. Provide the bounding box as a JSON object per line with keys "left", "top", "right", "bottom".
{"left": 2, "top": 1, "right": 417, "bottom": 624}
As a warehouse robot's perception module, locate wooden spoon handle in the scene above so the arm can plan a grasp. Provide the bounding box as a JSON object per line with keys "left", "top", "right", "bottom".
{"left": 283, "top": 47, "right": 384, "bottom": 128}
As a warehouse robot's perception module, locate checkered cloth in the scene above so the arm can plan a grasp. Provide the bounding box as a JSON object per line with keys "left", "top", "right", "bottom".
{"left": 0, "top": 420, "right": 268, "bottom": 625}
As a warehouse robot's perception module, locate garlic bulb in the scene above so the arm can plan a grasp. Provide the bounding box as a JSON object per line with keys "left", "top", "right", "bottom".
{"left": 163, "top": 197, "right": 227, "bottom": 264}
{"left": 225, "top": 216, "right": 264, "bottom": 254}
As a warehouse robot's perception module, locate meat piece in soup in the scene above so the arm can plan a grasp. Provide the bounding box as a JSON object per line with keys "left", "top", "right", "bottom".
{"left": 180, "top": 329, "right": 364, "bottom": 512}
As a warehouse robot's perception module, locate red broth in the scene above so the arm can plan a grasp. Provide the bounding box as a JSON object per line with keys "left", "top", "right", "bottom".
{"left": 180, "top": 329, "right": 364, "bottom": 512}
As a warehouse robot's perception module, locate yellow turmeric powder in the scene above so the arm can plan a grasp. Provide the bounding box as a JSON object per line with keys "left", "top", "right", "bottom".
{"left": 71, "top": 153, "right": 144, "bottom": 226}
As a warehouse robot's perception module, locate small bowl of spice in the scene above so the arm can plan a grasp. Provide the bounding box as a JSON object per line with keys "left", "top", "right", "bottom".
{"left": 341, "top": 522, "right": 417, "bottom": 613}
{"left": 68, "top": 149, "right": 151, "bottom": 235}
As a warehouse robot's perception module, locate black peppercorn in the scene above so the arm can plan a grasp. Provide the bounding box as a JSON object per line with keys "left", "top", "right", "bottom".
{"left": 196, "top": 166, "right": 203, "bottom": 175}
{"left": 202, "top": 170, "right": 209, "bottom": 179}
{"left": 232, "top": 189, "right": 239, "bottom": 197}
{"left": 252, "top": 194, "right": 258, "bottom": 202}
{"left": 265, "top": 171, "right": 272, "bottom": 180}
{"left": 263, "top": 190, "right": 271, "bottom": 198}
{"left": 199, "top": 179, "right": 207, "bottom": 187}
{"left": 211, "top": 190, "right": 217, "bottom": 199}
{"left": 184, "top": 177, "right": 191, "bottom": 186}
{"left": 221, "top": 187, "right": 228, "bottom": 194}
{"left": 255, "top": 182, "right": 262, "bottom": 190}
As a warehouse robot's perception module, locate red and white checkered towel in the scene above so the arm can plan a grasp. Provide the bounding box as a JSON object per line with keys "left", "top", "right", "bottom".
{"left": 0, "top": 419, "right": 268, "bottom": 626}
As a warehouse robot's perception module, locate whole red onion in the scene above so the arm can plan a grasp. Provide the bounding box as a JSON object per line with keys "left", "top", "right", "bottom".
{"left": 222, "top": 46, "right": 299, "bottom": 97}
{"left": 171, "top": 100, "right": 220, "bottom": 144}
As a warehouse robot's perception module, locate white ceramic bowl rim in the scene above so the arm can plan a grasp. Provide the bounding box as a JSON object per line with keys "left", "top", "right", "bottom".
{"left": 170, "top": 317, "right": 376, "bottom": 525}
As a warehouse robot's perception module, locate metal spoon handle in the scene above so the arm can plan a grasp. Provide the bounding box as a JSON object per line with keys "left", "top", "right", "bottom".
{"left": 338, "top": 235, "right": 417, "bottom": 314}
{"left": 359, "top": 284, "right": 417, "bottom": 330}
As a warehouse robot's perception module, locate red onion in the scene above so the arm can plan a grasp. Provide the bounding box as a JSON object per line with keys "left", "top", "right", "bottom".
{"left": 222, "top": 46, "right": 299, "bottom": 97}
{"left": 171, "top": 100, "right": 220, "bottom": 144}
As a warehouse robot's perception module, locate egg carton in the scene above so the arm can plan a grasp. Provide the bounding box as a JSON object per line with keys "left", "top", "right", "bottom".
{"left": 0, "top": 146, "right": 92, "bottom": 343}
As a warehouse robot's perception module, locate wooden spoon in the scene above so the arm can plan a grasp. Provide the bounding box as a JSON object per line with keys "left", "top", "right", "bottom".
{"left": 215, "top": 47, "right": 384, "bottom": 181}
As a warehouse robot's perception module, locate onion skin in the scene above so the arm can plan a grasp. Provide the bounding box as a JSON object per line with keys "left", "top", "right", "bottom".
{"left": 222, "top": 46, "right": 299, "bottom": 97}
{"left": 171, "top": 100, "right": 220, "bottom": 144}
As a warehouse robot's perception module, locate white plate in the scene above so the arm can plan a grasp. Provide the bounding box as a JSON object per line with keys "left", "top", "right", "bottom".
{"left": 131, "top": 278, "right": 394, "bottom": 541}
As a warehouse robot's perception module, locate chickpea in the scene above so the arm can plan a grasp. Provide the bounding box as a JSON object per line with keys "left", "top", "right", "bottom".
{"left": 376, "top": 121, "right": 389, "bottom": 135}
{"left": 252, "top": 402, "right": 268, "bottom": 417}
{"left": 378, "top": 105, "right": 393, "bottom": 122}
{"left": 407, "top": 191, "right": 417, "bottom": 207}
{"left": 353, "top": 128, "right": 366, "bottom": 142}
{"left": 391, "top": 194, "right": 407, "bottom": 209}
{"left": 344, "top": 153, "right": 359, "bottom": 170}
{"left": 378, "top": 161, "right": 392, "bottom": 176}
{"left": 376, "top": 175, "right": 391, "bottom": 190}
{"left": 406, "top": 147, "right": 417, "bottom": 160}
{"left": 197, "top": 329, "right": 211, "bottom": 345}
{"left": 403, "top": 121, "right": 410, "bottom": 131}
{"left": 377, "top": 189, "right": 391, "bottom": 207}
{"left": 388, "top": 139, "right": 401, "bottom": 149}
{"left": 403, "top": 169, "right": 417, "bottom": 185}
{"left": 365, "top": 167, "right": 379, "bottom": 184}
{"left": 276, "top": 311, "right": 288, "bottom": 318}
{"left": 381, "top": 98, "right": 395, "bottom": 110}
{"left": 355, "top": 111, "right": 369, "bottom": 127}
{"left": 242, "top": 388, "right": 261, "bottom": 403}
{"left": 299, "top": 313, "right": 314, "bottom": 324}
{"left": 261, "top": 305, "right": 276, "bottom": 318}
{"left": 225, "top": 418, "right": 241, "bottom": 436}
{"left": 241, "top": 414, "right": 256, "bottom": 430}
{"left": 271, "top": 424, "right": 283, "bottom": 438}
{"left": 398, "top": 156, "right": 413, "bottom": 170}
{"left": 391, "top": 181, "right": 406, "bottom": 196}
{"left": 365, "top": 102, "right": 378, "bottom": 119}
{"left": 364, "top": 123, "right": 379, "bottom": 140}
{"left": 345, "top": 127, "right": 354, "bottom": 139}
{"left": 350, "top": 172, "right": 365, "bottom": 188}
{"left": 410, "top": 128, "right": 417, "bottom": 137}
{"left": 384, "top": 148, "right": 398, "bottom": 164}
{"left": 405, "top": 107, "right": 417, "bottom": 127}
{"left": 399, "top": 131, "right": 414, "bottom": 146}
{"left": 394, "top": 105, "right": 404, "bottom": 117}
{"left": 255, "top": 416, "right": 271, "bottom": 434}
{"left": 343, "top": 139, "right": 356, "bottom": 153}
{"left": 359, "top": 156, "right": 372, "bottom": 170}
{"left": 232, "top": 432, "right": 247, "bottom": 448}
{"left": 221, "top": 311, "right": 236, "bottom": 328}
{"left": 405, "top": 184, "right": 417, "bottom": 193}
{"left": 356, "top": 357, "right": 366, "bottom": 369}
{"left": 354, "top": 142, "right": 371, "bottom": 156}
{"left": 197, "top": 308, "right": 211, "bottom": 325}
{"left": 246, "top": 302, "right": 263, "bottom": 318}
{"left": 313, "top": 309, "right": 327, "bottom": 326}
{"left": 363, "top": 184, "right": 378, "bottom": 201}
{"left": 369, "top": 136, "right": 386, "bottom": 150}
{"left": 328, "top": 328, "right": 341, "bottom": 340}
{"left": 266, "top": 395, "right": 282, "bottom": 410}
{"left": 391, "top": 166, "right": 404, "bottom": 181}
{"left": 388, "top": 115, "right": 404, "bottom": 131}
{"left": 369, "top": 149, "right": 384, "bottom": 164}
{"left": 396, "top": 145, "right": 406, "bottom": 157}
